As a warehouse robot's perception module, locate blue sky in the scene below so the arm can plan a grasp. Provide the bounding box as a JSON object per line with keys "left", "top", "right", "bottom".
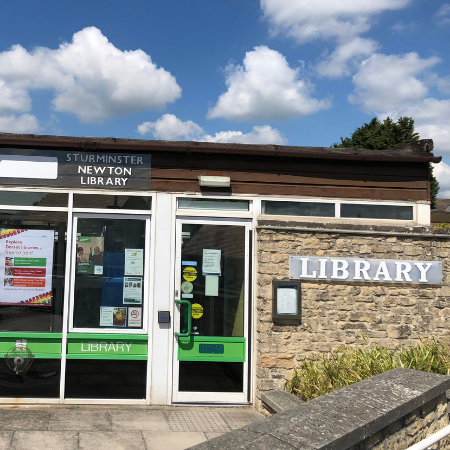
{"left": 0, "top": 1, "right": 449, "bottom": 194}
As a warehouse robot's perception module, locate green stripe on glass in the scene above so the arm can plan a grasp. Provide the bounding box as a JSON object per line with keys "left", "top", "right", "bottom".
{"left": 178, "top": 336, "right": 245, "bottom": 362}
{"left": 67, "top": 334, "right": 148, "bottom": 360}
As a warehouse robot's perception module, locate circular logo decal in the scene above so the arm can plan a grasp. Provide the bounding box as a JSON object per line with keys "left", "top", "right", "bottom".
{"left": 183, "top": 266, "right": 197, "bottom": 282}
{"left": 191, "top": 303, "right": 203, "bottom": 319}
{"left": 181, "top": 281, "right": 193, "bottom": 294}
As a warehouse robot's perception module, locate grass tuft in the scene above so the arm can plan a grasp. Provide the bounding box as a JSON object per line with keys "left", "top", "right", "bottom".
{"left": 286, "top": 340, "right": 449, "bottom": 402}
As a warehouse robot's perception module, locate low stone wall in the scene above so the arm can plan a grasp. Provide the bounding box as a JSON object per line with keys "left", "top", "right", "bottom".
{"left": 191, "top": 369, "right": 450, "bottom": 450}
{"left": 255, "top": 221, "right": 450, "bottom": 408}
{"left": 349, "top": 392, "right": 449, "bottom": 450}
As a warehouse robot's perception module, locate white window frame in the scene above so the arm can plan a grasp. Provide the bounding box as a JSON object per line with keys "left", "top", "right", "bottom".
{"left": 68, "top": 213, "right": 151, "bottom": 335}
{"left": 258, "top": 196, "right": 421, "bottom": 225}
{"left": 175, "top": 193, "right": 254, "bottom": 219}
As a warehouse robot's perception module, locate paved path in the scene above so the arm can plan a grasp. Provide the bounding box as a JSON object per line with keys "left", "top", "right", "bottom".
{"left": 0, "top": 405, "right": 264, "bottom": 450}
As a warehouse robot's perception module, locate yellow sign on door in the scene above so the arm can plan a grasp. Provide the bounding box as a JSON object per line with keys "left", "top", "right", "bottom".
{"left": 183, "top": 266, "right": 197, "bottom": 282}
{"left": 191, "top": 303, "right": 203, "bottom": 319}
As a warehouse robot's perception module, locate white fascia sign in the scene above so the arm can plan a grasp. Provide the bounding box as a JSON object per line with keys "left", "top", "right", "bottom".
{"left": 289, "top": 256, "right": 442, "bottom": 285}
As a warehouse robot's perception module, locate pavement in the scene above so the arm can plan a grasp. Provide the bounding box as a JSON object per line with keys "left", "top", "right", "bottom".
{"left": 0, "top": 405, "right": 264, "bottom": 450}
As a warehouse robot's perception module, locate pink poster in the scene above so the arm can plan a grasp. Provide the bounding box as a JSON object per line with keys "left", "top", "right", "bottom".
{"left": 0, "top": 229, "right": 54, "bottom": 305}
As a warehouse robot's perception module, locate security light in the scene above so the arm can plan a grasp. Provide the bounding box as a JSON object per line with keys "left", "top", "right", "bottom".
{"left": 198, "top": 176, "right": 231, "bottom": 187}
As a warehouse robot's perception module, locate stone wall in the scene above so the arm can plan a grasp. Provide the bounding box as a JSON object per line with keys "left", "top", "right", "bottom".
{"left": 255, "top": 221, "right": 450, "bottom": 407}
{"left": 349, "top": 392, "right": 449, "bottom": 450}
{"left": 192, "top": 369, "right": 450, "bottom": 450}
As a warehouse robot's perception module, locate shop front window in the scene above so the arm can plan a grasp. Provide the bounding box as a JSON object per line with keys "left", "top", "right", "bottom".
{"left": 0, "top": 210, "right": 67, "bottom": 333}
{"left": 341, "top": 203, "right": 414, "bottom": 220}
{"left": 73, "top": 194, "right": 151, "bottom": 210}
{"left": 72, "top": 217, "right": 147, "bottom": 330}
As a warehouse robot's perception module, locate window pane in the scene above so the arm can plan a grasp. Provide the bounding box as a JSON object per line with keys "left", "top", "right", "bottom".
{"left": 341, "top": 204, "right": 414, "bottom": 220}
{"left": 73, "top": 195, "right": 151, "bottom": 210}
{"left": 0, "top": 191, "right": 68, "bottom": 207}
{"left": 73, "top": 218, "right": 147, "bottom": 330}
{"left": 0, "top": 359, "right": 61, "bottom": 398}
{"left": 65, "top": 360, "right": 146, "bottom": 399}
{"left": 262, "top": 201, "right": 335, "bottom": 217}
{"left": 0, "top": 210, "right": 66, "bottom": 332}
{"left": 178, "top": 198, "right": 249, "bottom": 211}
{"left": 180, "top": 224, "right": 245, "bottom": 337}
{"left": 179, "top": 361, "right": 243, "bottom": 392}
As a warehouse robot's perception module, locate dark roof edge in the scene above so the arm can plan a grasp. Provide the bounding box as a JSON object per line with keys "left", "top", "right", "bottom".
{"left": 0, "top": 133, "right": 441, "bottom": 163}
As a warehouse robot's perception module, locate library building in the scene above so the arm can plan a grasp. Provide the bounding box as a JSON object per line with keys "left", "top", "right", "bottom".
{"left": 0, "top": 132, "right": 447, "bottom": 409}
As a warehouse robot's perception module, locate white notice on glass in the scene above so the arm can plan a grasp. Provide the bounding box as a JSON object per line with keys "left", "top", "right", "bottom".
{"left": 100, "top": 307, "right": 114, "bottom": 326}
{"left": 123, "top": 277, "right": 143, "bottom": 304}
{"left": 202, "top": 249, "right": 221, "bottom": 275}
{"left": 125, "top": 249, "right": 144, "bottom": 276}
{"left": 205, "top": 275, "right": 219, "bottom": 296}
{"left": 128, "top": 307, "right": 142, "bottom": 327}
{"left": 277, "top": 287, "right": 297, "bottom": 315}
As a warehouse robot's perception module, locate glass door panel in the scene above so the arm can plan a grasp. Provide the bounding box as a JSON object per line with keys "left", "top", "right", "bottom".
{"left": 173, "top": 219, "right": 250, "bottom": 403}
{"left": 71, "top": 216, "right": 147, "bottom": 331}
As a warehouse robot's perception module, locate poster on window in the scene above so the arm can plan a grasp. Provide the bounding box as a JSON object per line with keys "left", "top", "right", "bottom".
{"left": 0, "top": 229, "right": 54, "bottom": 305}
{"left": 76, "top": 236, "right": 104, "bottom": 275}
{"left": 123, "top": 277, "right": 142, "bottom": 304}
{"left": 124, "top": 249, "right": 143, "bottom": 276}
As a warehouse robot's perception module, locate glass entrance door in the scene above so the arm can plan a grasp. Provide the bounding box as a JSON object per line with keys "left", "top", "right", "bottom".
{"left": 172, "top": 219, "right": 251, "bottom": 403}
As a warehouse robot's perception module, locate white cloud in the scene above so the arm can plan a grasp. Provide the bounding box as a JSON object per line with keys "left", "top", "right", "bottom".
{"left": 0, "top": 79, "right": 31, "bottom": 114}
{"left": 436, "top": 4, "right": 450, "bottom": 25}
{"left": 390, "top": 22, "right": 415, "bottom": 34}
{"left": 261, "top": 0, "right": 411, "bottom": 43}
{"left": 349, "top": 52, "right": 440, "bottom": 112}
{"left": 202, "top": 125, "right": 286, "bottom": 144}
{"left": 349, "top": 52, "right": 450, "bottom": 156}
{"left": 383, "top": 98, "right": 450, "bottom": 156}
{"left": 433, "top": 161, "right": 450, "bottom": 198}
{"left": 0, "top": 27, "right": 181, "bottom": 123}
{"left": 137, "top": 115, "right": 286, "bottom": 145}
{"left": 137, "top": 114, "right": 203, "bottom": 140}
{"left": 0, "top": 114, "right": 40, "bottom": 133}
{"left": 261, "top": 0, "right": 412, "bottom": 79}
{"left": 428, "top": 73, "right": 450, "bottom": 95}
{"left": 316, "top": 38, "right": 378, "bottom": 78}
{"left": 207, "top": 46, "right": 330, "bottom": 121}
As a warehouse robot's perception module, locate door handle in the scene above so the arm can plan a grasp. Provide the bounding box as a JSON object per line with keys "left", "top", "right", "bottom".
{"left": 174, "top": 300, "right": 192, "bottom": 337}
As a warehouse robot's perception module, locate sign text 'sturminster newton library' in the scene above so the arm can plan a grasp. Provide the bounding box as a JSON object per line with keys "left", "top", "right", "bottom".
{"left": 66, "top": 153, "right": 144, "bottom": 187}
{"left": 289, "top": 256, "right": 442, "bottom": 285}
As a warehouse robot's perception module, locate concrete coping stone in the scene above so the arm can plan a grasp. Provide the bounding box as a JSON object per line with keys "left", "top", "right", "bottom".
{"left": 189, "top": 368, "right": 450, "bottom": 450}
{"left": 261, "top": 390, "right": 303, "bottom": 413}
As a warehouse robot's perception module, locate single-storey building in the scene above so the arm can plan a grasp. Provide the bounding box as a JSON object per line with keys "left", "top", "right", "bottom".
{"left": 0, "top": 132, "right": 447, "bottom": 409}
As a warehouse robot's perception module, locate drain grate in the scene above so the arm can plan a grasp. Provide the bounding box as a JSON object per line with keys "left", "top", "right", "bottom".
{"left": 166, "top": 410, "right": 231, "bottom": 433}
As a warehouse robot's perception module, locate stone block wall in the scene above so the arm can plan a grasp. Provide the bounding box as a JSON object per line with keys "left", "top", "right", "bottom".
{"left": 255, "top": 222, "right": 450, "bottom": 407}
{"left": 349, "top": 392, "right": 449, "bottom": 450}
{"left": 192, "top": 369, "right": 450, "bottom": 450}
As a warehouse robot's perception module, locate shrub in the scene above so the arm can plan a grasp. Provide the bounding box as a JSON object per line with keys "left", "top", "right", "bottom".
{"left": 286, "top": 341, "right": 450, "bottom": 402}
{"left": 433, "top": 223, "right": 450, "bottom": 229}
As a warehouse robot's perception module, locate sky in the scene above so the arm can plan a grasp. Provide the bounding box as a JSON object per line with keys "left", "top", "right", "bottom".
{"left": 0, "top": 1, "right": 449, "bottom": 195}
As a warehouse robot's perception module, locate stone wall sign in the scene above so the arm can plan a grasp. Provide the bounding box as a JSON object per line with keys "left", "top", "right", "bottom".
{"left": 290, "top": 256, "right": 442, "bottom": 285}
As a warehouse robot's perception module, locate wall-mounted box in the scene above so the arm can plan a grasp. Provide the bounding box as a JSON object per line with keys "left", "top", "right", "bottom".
{"left": 272, "top": 280, "right": 301, "bottom": 322}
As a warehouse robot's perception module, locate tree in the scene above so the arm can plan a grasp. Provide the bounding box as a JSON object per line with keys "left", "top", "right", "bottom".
{"left": 333, "top": 117, "right": 439, "bottom": 208}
